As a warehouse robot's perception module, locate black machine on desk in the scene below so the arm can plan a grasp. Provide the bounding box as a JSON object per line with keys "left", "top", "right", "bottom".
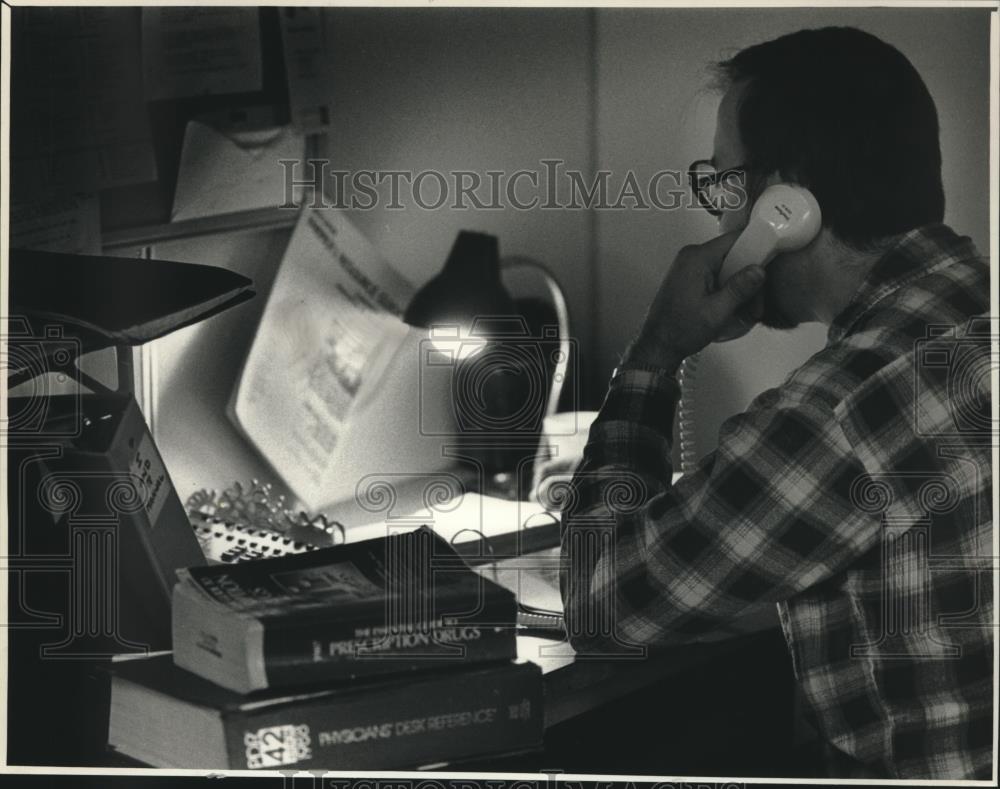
{"left": 6, "top": 248, "right": 256, "bottom": 764}
{"left": 7, "top": 249, "right": 255, "bottom": 652}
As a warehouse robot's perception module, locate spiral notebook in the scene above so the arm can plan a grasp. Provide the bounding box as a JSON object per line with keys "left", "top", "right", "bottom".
{"left": 187, "top": 491, "right": 565, "bottom": 640}
{"left": 188, "top": 491, "right": 560, "bottom": 567}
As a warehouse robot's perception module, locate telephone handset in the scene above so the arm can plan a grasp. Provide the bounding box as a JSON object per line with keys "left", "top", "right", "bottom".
{"left": 718, "top": 183, "right": 822, "bottom": 284}
{"left": 678, "top": 183, "right": 821, "bottom": 474}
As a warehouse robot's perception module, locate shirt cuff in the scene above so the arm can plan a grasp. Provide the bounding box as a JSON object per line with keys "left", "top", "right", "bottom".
{"left": 597, "top": 366, "right": 681, "bottom": 436}
{"left": 610, "top": 365, "right": 681, "bottom": 391}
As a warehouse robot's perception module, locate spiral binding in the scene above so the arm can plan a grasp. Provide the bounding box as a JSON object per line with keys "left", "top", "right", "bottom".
{"left": 448, "top": 527, "right": 566, "bottom": 640}
{"left": 516, "top": 606, "right": 567, "bottom": 640}
{"left": 677, "top": 353, "right": 699, "bottom": 475}
{"left": 189, "top": 511, "right": 328, "bottom": 563}
{"left": 449, "top": 528, "right": 499, "bottom": 582}
{"left": 185, "top": 479, "right": 346, "bottom": 563}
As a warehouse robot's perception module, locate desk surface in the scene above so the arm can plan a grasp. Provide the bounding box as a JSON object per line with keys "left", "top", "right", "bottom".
{"left": 321, "top": 473, "right": 750, "bottom": 731}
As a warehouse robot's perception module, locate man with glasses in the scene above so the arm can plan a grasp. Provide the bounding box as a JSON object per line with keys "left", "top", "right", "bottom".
{"left": 560, "top": 26, "right": 992, "bottom": 779}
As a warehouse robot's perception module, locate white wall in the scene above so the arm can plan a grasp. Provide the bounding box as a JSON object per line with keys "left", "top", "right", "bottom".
{"left": 115, "top": 10, "right": 597, "bottom": 505}
{"left": 321, "top": 8, "right": 597, "bottom": 397}
{"left": 593, "top": 7, "right": 992, "bottom": 455}
{"left": 123, "top": 228, "right": 298, "bottom": 503}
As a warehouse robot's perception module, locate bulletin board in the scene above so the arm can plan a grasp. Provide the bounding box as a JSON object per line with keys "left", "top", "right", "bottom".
{"left": 104, "top": 7, "right": 292, "bottom": 232}
{"left": 9, "top": 6, "right": 328, "bottom": 239}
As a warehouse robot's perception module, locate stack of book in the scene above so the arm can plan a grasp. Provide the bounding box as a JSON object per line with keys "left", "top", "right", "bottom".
{"left": 106, "top": 527, "right": 543, "bottom": 770}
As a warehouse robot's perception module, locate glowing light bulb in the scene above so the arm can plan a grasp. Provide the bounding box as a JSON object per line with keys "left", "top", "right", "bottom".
{"left": 427, "top": 325, "right": 488, "bottom": 362}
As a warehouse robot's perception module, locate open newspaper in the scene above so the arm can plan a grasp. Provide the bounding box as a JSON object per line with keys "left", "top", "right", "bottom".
{"left": 231, "top": 207, "right": 448, "bottom": 510}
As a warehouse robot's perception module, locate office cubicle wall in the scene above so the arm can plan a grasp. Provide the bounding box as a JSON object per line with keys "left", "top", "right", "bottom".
{"left": 106, "top": 221, "right": 299, "bottom": 504}
{"left": 593, "top": 7, "right": 993, "bottom": 458}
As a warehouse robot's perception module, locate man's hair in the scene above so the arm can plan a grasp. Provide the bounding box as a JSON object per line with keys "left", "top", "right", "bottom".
{"left": 713, "top": 26, "right": 944, "bottom": 249}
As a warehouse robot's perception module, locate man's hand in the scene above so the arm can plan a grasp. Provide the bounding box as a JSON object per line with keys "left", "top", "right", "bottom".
{"left": 624, "top": 231, "right": 766, "bottom": 372}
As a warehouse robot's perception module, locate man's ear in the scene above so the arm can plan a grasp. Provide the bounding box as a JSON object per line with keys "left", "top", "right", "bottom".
{"left": 743, "top": 170, "right": 783, "bottom": 210}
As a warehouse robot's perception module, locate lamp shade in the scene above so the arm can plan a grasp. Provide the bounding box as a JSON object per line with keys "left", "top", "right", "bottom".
{"left": 403, "top": 231, "right": 515, "bottom": 329}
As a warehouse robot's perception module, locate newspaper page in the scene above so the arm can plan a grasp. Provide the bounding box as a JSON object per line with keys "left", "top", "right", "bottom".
{"left": 231, "top": 207, "right": 415, "bottom": 509}
{"left": 9, "top": 194, "right": 101, "bottom": 254}
{"left": 278, "top": 7, "right": 334, "bottom": 134}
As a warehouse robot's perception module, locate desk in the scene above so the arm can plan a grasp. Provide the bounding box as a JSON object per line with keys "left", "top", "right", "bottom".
{"left": 7, "top": 590, "right": 787, "bottom": 773}
{"left": 538, "top": 627, "right": 795, "bottom": 777}
{"left": 80, "top": 637, "right": 787, "bottom": 777}
{"left": 320, "top": 476, "right": 784, "bottom": 735}
{"left": 7, "top": 474, "right": 792, "bottom": 773}
{"left": 534, "top": 637, "right": 734, "bottom": 729}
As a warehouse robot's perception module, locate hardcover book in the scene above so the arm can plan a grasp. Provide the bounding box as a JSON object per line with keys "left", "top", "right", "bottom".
{"left": 172, "top": 527, "right": 518, "bottom": 693}
{"left": 108, "top": 654, "right": 543, "bottom": 769}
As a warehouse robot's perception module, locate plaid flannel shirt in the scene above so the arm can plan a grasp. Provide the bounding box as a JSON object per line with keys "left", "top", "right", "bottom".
{"left": 561, "top": 224, "right": 994, "bottom": 779}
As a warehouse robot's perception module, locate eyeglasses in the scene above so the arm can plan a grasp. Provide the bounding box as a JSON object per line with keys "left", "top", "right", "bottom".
{"left": 687, "top": 159, "right": 747, "bottom": 217}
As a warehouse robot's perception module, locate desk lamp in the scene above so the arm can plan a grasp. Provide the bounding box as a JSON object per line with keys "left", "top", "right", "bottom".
{"left": 404, "top": 231, "right": 515, "bottom": 347}
{"left": 404, "top": 231, "right": 546, "bottom": 487}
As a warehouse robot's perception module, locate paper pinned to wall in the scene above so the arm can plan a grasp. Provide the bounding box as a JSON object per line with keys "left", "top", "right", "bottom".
{"left": 171, "top": 121, "right": 306, "bottom": 221}
{"left": 9, "top": 195, "right": 102, "bottom": 255}
{"left": 142, "top": 7, "right": 263, "bottom": 100}
{"left": 10, "top": 8, "right": 157, "bottom": 199}
{"left": 11, "top": 146, "right": 158, "bottom": 201}
{"left": 278, "top": 7, "right": 333, "bottom": 133}
{"left": 230, "top": 207, "right": 434, "bottom": 510}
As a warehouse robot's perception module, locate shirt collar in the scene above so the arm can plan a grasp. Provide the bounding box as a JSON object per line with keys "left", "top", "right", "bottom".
{"left": 827, "top": 223, "right": 980, "bottom": 344}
